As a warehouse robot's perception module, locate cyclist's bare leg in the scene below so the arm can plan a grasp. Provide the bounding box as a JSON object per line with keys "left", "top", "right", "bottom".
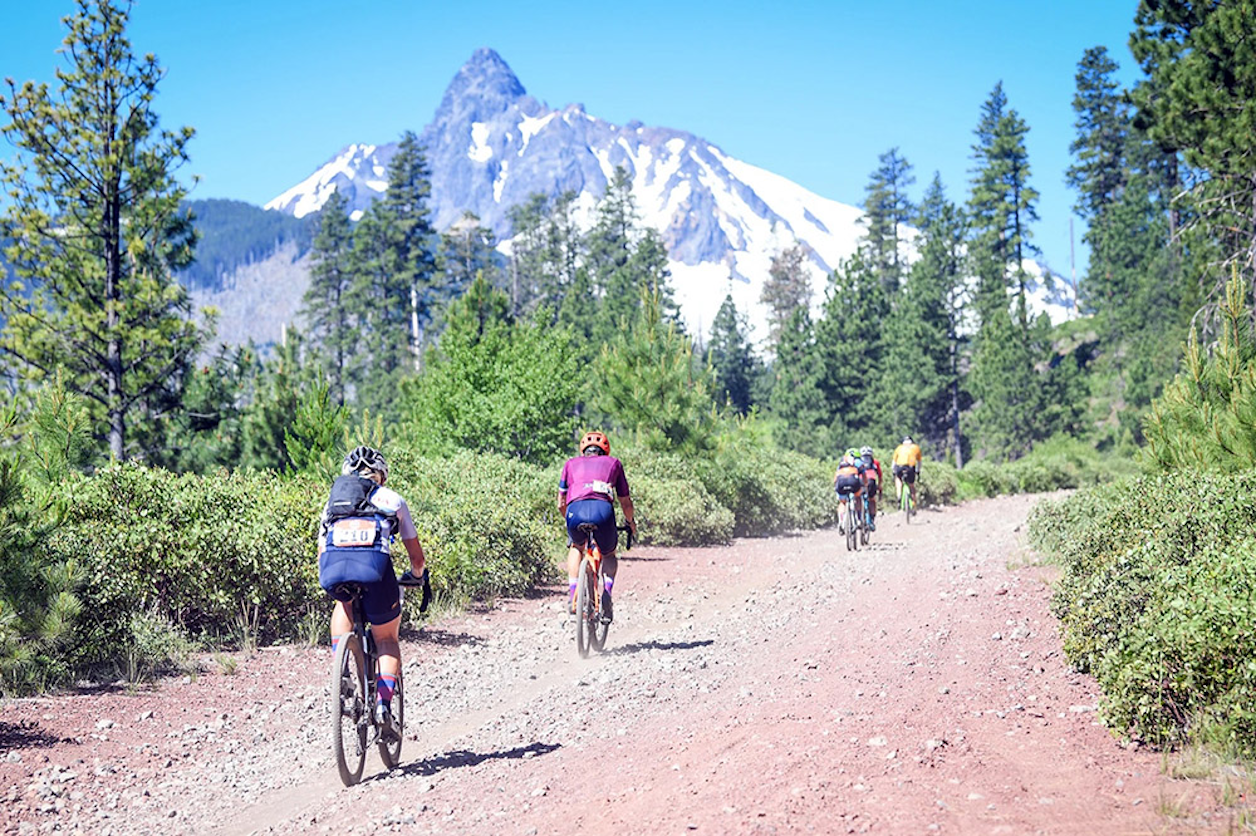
{"left": 372, "top": 615, "right": 401, "bottom": 680}
{"left": 566, "top": 544, "right": 585, "bottom": 609}
{"left": 330, "top": 599, "right": 352, "bottom": 639}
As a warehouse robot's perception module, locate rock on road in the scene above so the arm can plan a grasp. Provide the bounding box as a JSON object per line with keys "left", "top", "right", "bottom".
{"left": 0, "top": 495, "right": 1246, "bottom": 835}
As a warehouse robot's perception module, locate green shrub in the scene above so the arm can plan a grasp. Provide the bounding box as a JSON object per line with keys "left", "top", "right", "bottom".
{"left": 917, "top": 461, "right": 959, "bottom": 507}
{"left": 620, "top": 446, "right": 734, "bottom": 545}
{"left": 1029, "top": 470, "right": 1256, "bottom": 753}
{"left": 386, "top": 448, "right": 563, "bottom": 599}
{"left": 44, "top": 463, "right": 323, "bottom": 665}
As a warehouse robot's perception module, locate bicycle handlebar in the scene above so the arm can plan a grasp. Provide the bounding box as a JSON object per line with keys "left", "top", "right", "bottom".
{"left": 618, "top": 524, "right": 634, "bottom": 551}
{"left": 398, "top": 567, "right": 432, "bottom": 613}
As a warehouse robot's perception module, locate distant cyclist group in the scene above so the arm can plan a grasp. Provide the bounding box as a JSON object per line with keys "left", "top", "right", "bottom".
{"left": 314, "top": 429, "right": 920, "bottom": 783}
{"left": 834, "top": 436, "right": 923, "bottom": 532}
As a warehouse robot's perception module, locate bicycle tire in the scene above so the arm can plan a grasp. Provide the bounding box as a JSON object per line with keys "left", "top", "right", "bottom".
{"left": 590, "top": 567, "right": 610, "bottom": 652}
{"left": 377, "top": 668, "right": 404, "bottom": 769}
{"left": 845, "top": 503, "right": 856, "bottom": 551}
{"left": 860, "top": 503, "right": 870, "bottom": 545}
{"left": 575, "top": 556, "right": 595, "bottom": 658}
{"left": 331, "top": 633, "right": 367, "bottom": 786}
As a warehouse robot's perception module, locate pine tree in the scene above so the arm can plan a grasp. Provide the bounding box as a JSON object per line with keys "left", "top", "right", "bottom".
{"left": 859, "top": 148, "right": 916, "bottom": 295}
{"left": 0, "top": 0, "right": 205, "bottom": 460}
{"left": 769, "top": 307, "right": 829, "bottom": 451}
{"left": 1130, "top": 0, "right": 1256, "bottom": 320}
{"left": 706, "top": 292, "right": 760, "bottom": 415}
{"left": 440, "top": 211, "right": 498, "bottom": 300}
{"left": 586, "top": 167, "right": 678, "bottom": 341}
{"left": 594, "top": 288, "right": 717, "bottom": 455}
{"left": 966, "top": 82, "right": 1049, "bottom": 459}
{"left": 815, "top": 252, "right": 887, "bottom": 444}
{"left": 760, "top": 244, "right": 813, "bottom": 354}
{"left": 401, "top": 273, "right": 579, "bottom": 463}
{"left": 968, "top": 81, "right": 1039, "bottom": 328}
{"left": 300, "top": 189, "right": 356, "bottom": 405}
{"left": 1066, "top": 47, "right": 1128, "bottom": 225}
{"left": 345, "top": 132, "right": 437, "bottom": 413}
{"left": 879, "top": 175, "right": 968, "bottom": 461}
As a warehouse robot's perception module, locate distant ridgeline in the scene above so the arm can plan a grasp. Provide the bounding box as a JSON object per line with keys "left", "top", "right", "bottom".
{"left": 177, "top": 198, "right": 316, "bottom": 292}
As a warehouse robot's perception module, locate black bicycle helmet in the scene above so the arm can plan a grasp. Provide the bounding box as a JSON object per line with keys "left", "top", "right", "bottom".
{"left": 342, "top": 445, "right": 388, "bottom": 479}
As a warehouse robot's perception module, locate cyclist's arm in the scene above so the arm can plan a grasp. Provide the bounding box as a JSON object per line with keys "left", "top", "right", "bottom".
{"left": 619, "top": 495, "right": 636, "bottom": 534}
{"left": 394, "top": 500, "right": 425, "bottom": 575}
{"left": 402, "top": 537, "right": 426, "bottom": 577}
{"left": 557, "top": 489, "right": 567, "bottom": 517}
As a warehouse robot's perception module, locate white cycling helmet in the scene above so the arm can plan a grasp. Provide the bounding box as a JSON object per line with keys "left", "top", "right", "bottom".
{"left": 860, "top": 446, "right": 874, "bottom": 457}
{"left": 342, "top": 445, "right": 388, "bottom": 480}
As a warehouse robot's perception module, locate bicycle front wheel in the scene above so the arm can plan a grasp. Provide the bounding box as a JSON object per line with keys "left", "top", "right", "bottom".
{"left": 575, "top": 557, "right": 596, "bottom": 658}
{"left": 845, "top": 504, "right": 856, "bottom": 551}
{"left": 378, "top": 669, "right": 404, "bottom": 769}
{"left": 330, "top": 633, "right": 367, "bottom": 786}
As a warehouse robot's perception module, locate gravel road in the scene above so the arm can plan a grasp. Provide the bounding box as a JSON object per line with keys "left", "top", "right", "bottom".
{"left": 2, "top": 494, "right": 1249, "bottom": 835}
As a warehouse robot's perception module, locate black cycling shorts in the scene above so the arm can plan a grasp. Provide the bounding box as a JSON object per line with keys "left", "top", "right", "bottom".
{"left": 835, "top": 473, "right": 863, "bottom": 496}
{"left": 893, "top": 464, "right": 917, "bottom": 485}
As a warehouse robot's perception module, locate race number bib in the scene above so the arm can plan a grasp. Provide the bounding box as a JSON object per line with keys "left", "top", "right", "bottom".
{"left": 330, "top": 519, "right": 378, "bottom": 548}
{"left": 587, "top": 480, "right": 614, "bottom": 496}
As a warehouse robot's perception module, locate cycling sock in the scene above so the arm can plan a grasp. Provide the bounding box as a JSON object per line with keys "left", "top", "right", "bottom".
{"left": 603, "top": 577, "right": 614, "bottom": 594}
{"left": 331, "top": 637, "right": 339, "bottom": 654}
{"left": 568, "top": 580, "right": 577, "bottom": 598}
{"left": 377, "top": 673, "right": 397, "bottom": 704}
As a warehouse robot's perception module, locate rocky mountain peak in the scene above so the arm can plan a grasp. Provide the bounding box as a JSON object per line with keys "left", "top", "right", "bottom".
{"left": 433, "top": 48, "right": 528, "bottom": 124}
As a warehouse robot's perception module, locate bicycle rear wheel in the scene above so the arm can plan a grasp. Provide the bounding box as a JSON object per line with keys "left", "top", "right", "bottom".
{"left": 377, "top": 669, "right": 404, "bottom": 769}
{"left": 575, "top": 556, "right": 596, "bottom": 658}
{"left": 331, "top": 633, "right": 367, "bottom": 786}
{"left": 845, "top": 503, "right": 856, "bottom": 551}
{"left": 901, "top": 485, "right": 911, "bottom": 522}
{"left": 859, "top": 498, "right": 870, "bottom": 545}
{"left": 590, "top": 568, "right": 610, "bottom": 652}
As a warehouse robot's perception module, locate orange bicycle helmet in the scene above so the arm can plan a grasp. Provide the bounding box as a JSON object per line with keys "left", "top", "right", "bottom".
{"left": 580, "top": 431, "right": 610, "bottom": 455}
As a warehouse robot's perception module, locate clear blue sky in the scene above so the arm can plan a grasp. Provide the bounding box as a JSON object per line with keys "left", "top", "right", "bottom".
{"left": 3, "top": 0, "right": 1144, "bottom": 280}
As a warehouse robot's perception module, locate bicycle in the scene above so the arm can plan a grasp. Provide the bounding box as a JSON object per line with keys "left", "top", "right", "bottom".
{"left": 899, "top": 478, "right": 916, "bottom": 522}
{"left": 838, "top": 490, "right": 861, "bottom": 552}
{"left": 328, "top": 570, "right": 429, "bottom": 786}
{"left": 574, "top": 523, "right": 633, "bottom": 658}
{"left": 859, "top": 493, "right": 872, "bottom": 546}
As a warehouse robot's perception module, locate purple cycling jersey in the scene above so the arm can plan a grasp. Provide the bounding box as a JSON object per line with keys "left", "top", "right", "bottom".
{"left": 559, "top": 455, "right": 630, "bottom": 504}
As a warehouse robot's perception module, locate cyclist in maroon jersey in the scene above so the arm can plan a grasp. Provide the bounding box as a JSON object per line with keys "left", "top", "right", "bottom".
{"left": 557, "top": 431, "right": 636, "bottom": 622}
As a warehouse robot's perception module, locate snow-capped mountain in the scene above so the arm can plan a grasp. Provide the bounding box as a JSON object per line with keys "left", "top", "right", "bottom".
{"left": 266, "top": 48, "right": 1072, "bottom": 339}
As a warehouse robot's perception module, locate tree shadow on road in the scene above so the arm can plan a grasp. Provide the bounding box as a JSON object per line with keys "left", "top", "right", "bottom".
{"left": 617, "top": 554, "right": 671, "bottom": 562}
{"left": 0, "top": 720, "right": 74, "bottom": 751}
{"left": 392, "top": 741, "right": 562, "bottom": 778}
{"left": 607, "top": 639, "right": 714, "bottom": 656}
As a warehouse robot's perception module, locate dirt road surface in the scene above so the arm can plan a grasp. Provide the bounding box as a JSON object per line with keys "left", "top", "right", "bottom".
{"left": 2, "top": 495, "right": 1249, "bottom": 835}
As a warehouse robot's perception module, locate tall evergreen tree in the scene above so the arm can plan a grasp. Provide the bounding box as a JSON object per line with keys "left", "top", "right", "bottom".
{"left": 859, "top": 148, "right": 916, "bottom": 294}
{"left": 1066, "top": 47, "right": 1129, "bottom": 225}
{"left": 440, "top": 211, "right": 498, "bottom": 302}
{"left": 585, "top": 167, "right": 677, "bottom": 340}
{"left": 346, "top": 132, "right": 437, "bottom": 412}
{"left": 300, "top": 189, "right": 356, "bottom": 405}
{"left": 760, "top": 244, "right": 813, "bottom": 354}
{"left": 815, "top": 252, "right": 888, "bottom": 444}
{"left": 768, "top": 307, "right": 828, "bottom": 451}
{"left": 879, "top": 175, "right": 968, "bottom": 462}
{"left": 1130, "top": 0, "right": 1256, "bottom": 317}
{"left": 967, "top": 82, "right": 1047, "bottom": 459}
{"left": 968, "top": 81, "right": 1040, "bottom": 328}
{"left": 0, "top": 0, "right": 204, "bottom": 460}
{"left": 706, "top": 292, "right": 760, "bottom": 415}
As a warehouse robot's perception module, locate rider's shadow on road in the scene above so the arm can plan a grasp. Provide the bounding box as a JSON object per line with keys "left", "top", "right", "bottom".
{"left": 395, "top": 741, "right": 561, "bottom": 778}
{"left": 607, "top": 638, "right": 714, "bottom": 655}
